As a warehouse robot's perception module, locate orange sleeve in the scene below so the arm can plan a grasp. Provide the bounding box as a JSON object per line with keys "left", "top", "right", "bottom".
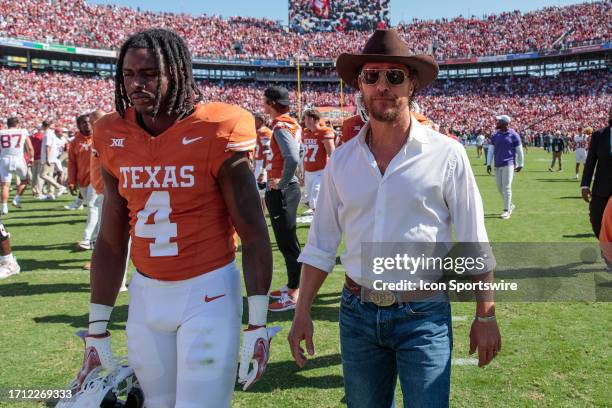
{"left": 600, "top": 197, "right": 612, "bottom": 264}
{"left": 92, "top": 116, "right": 114, "bottom": 179}
{"left": 323, "top": 127, "right": 335, "bottom": 139}
{"left": 209, "top": 105, "right": 257, "bottom": 178}
{"left": 68, "top": 138, "right": 77, "bottom": 187}
{"left": 226, "top": 109, "right": 257, "bottom": 152}
{"left": 90, "top": 150, "right": 104, "bottom": 194}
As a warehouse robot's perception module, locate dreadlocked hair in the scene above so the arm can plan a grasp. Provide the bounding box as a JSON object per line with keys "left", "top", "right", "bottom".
{"left": 114, "top": 28, "right": 202, "bottom": 119}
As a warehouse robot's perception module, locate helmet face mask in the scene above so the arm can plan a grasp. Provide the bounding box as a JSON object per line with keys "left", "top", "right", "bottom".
{"left": 355, "top": 92, "right": 369, "bottom": 123}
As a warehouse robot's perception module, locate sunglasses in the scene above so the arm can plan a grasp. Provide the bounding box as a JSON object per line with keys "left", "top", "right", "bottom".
{"left": 359, "top": 69, "right": 410, "bottom": 86}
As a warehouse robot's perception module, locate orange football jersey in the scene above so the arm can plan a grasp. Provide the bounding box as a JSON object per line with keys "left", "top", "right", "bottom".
{"left": 302, "top": 126, "right": 335, "bottom": 172}
{"left": 340, "top": 115, "right": 365, "bottom": 145}
{"left": 255, "top": 126, "right": 272, "bottom": 161}
{"left": 68, "top": 132, "right": 93, "bottom": 187}
{"left": 268, "top": 114, "right": 301, "bottom": 179}
{"left": 90, "top": 150, "right": 104, "bottom": 194}
{"left": 93, "top": 103, "right": 256, "bottom": 281}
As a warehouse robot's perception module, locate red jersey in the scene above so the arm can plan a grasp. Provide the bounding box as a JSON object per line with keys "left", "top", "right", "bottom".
{"left": 255, "top": 126, "right": 272, "bottom": 161}
{"left": 601, "top": 197, "right": 612, "bottom": 264}
{"left": 268, "top": 114, "right": 301, "bottom": 179}
{"left": 302, "top": 126, "right": 335, "bottom": 172}
{"left": 68, "top": 132, "right": 93, "bottom": 187}
{"left": 30, "top": 132, "right": 44, "bottom": 160}
{"left": 93, "top": 103, "right": 256, "bottom": 281}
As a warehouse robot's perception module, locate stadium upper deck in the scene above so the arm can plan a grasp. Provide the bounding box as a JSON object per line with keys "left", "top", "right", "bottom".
{"left": 0, "top": 0, "right": 609, "bottom": 60}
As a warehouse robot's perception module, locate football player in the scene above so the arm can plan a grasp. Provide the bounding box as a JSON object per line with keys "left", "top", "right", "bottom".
{"left": 574, "top": 126, "right": 591, "bottom": 180}
{"left": 301, "top": 109, "right": 335, "bottom": 212}
{"left": 77, "top": 29, "right": 274, "bottom": 408}
{"left": 0, "top": 117, "right": 34, "bottom": 213}
{"left": 253, "top": 113, "right": 272, "bottom": 207}
{"left": 68, "top": 114, "right": 98, "bottom": 250}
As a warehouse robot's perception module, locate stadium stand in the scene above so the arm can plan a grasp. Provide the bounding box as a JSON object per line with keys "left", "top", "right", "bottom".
{"left": 0, "top": 0, "right": 609, "bottom": 59}
{"left": 1, "top": 67, "right": 609, "bottom": 136}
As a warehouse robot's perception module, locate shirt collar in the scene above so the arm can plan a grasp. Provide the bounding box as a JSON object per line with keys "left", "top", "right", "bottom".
{"left": 357, "top": 114, "right": 430, "bottom": 146}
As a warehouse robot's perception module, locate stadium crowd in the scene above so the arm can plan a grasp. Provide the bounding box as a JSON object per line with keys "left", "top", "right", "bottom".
{"left": 0, "top": 0, "right": 609, "bottom": 60}
{"left": 1, "top": 66, "right": 609, "bottom": 137}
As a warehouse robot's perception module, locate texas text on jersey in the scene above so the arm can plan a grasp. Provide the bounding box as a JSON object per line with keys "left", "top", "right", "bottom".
{"left": 93, "top": 102, "right": 256, "bottom": 281}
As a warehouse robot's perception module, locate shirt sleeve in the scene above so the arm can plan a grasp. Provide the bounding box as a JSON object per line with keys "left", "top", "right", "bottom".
{"left": 444, "top": 148, "right": 496, "bottom": 274}
{"left": 297, "top": 161, "right": 343, "bottom": 273}
{"left": 273, "top": 127, "right": 299, "bottom": 189}
{"left": 486, "top": 144, "right": 494, "bottom": 166}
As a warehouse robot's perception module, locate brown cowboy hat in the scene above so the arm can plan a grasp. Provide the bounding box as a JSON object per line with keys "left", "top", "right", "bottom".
{"left": 336, "top": 29, "right": 439, "bottom": 91}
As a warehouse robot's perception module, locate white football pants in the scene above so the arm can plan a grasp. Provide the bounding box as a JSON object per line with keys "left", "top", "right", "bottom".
{"left": 304, "top": 170, "right": 324, "bottom": 210}
{"left": 494, "top": 164, "right": 514, "bottom": 211}
{"left": 127, "top": 262, "right": 242, "bottom": 408}
{"left": 82, "top": 185, "right": 99, "bottom": 242}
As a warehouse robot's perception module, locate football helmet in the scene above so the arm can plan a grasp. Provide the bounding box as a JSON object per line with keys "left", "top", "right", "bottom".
{"left": 56, "top": 331, "right": 143, "bottom": 408}
{"left": 56, "top": 364, "right": 143, "bottom": 408}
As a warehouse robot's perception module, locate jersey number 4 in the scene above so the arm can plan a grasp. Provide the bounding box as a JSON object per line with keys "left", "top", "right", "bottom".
{"left": 135, "top": 191, "right": 178, "bottom": 257}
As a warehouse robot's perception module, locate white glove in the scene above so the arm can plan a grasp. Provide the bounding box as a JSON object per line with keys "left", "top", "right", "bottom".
{"left": 74, "top": 330, "right": 118, "bottom": 391}
{"left": 237, "top": 326, "right": 281, "bottom": 391}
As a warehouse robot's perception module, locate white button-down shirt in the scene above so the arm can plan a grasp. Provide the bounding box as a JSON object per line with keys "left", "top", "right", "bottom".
{"left": 298, "top": 117, "right": 490, "bottom": 283}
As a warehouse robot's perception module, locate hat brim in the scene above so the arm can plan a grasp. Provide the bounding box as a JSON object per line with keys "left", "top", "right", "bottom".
{"left": 336, "top": 53, "right": 439, "bottom": 91}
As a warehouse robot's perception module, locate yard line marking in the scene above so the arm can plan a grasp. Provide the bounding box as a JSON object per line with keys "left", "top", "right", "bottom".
{"left": 452, "top": 315, "right": 467, "bottom": 322}
{"left": 452, "top": 358, "right": 479, "bottom": 366}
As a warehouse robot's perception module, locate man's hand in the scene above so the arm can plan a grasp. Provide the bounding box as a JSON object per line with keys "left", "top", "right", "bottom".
{"left": 73, "top": 330, "right": 117, "bottom": 391}
{"left": 238, "top": 326, "right": 280, "bottom": 390}
{"left": 486, "top": 166, "right": 492, "bottom": 175}
{"left": 69, "top": 184, "right": 77, "bottom": 195}
{"left": 515, "top": 166, "right": 523, "bottom": 173}
{"left": 46, "top": 160, "right": 51, "bottom": 166}
{"left": 581, "top": 187, "right": 591, "bottom": 203}
{"left": 469, "top": 319, "right": 501, "bottom": 368}
{"left": 257, "top": 174, "right": 266, "bottom": 184}
{"left": 268, "top": 178, "right": 281, "bottom": 190}
{"left": 288, "top": 311, "right": 315, "bottom": 368}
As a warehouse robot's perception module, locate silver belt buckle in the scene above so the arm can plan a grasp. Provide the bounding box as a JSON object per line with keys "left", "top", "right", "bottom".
{"left": 368, "top": 290, "right": 396, "bottom": 307}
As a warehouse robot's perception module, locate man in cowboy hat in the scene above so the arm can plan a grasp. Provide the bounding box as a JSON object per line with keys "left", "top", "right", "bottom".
{"left": 288, "top": 29, "right": 500, "bottom": 408}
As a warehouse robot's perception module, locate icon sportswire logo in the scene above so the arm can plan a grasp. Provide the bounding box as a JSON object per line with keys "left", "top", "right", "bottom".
{"left": 182, "top": 136, "right": 203, "bottom": 145}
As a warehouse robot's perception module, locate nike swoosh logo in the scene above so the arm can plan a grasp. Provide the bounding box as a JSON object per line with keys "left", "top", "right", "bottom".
{"left": 204, "top": 294, "right": 226, "bottom": 303}
{"left": 183, "top": 136, "right": 203, "bottom": 145}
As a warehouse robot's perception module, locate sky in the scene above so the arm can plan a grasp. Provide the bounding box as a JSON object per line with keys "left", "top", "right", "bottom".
{"left": 88, "top": 0, "right": 590, "bottom": 24}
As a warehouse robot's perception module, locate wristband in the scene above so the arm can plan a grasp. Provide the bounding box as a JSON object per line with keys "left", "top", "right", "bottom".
{"left": 247, "top": 295, "right": 269, "bottom": 327}
{"left": 89, "top": 303, "right": 113, "bottom": 335}
{"left": 474, "top": 314, "right": 496, "bottom": 323}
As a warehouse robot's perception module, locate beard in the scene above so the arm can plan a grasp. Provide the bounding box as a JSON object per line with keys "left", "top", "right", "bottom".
{"left": 363, "top": 91, "right": 411, "bottom": 123}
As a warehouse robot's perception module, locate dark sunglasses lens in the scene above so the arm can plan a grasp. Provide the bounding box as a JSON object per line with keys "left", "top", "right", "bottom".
{"left": 386, "top": 70, "right": 405, "bottom": 85}
{"left": 362, "top": 71, "right": 380, "bottom": 85}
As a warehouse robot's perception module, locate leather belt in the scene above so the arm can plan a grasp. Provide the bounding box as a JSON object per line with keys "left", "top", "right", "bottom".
{"left": 345, "top": 276, "right": 440, "bottom": 306}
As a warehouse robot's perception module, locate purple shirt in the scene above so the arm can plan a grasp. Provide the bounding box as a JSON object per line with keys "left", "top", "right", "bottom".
{"left": 492, "top": 128, "right": 521, "bottom": 168}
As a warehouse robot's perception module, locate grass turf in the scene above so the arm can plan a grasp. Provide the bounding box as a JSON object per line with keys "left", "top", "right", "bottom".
{"left": 0, "top": 147, "right": 610, "bottom": 407}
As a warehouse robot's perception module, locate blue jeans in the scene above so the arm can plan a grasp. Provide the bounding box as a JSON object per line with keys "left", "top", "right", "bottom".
{"left": 339, "top": 287, "right": 452, "bottom": 408}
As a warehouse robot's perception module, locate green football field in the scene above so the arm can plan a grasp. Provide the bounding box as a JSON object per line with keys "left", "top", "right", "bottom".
{"left": 0, "top": 147, "right": 610, "bottom": 407}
